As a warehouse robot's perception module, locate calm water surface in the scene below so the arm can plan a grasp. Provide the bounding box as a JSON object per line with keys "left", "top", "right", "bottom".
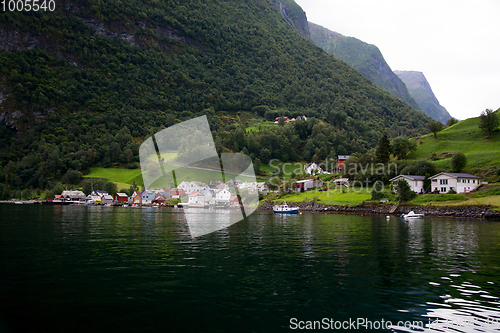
{"left": 1, "top": 204, "right": 499, "bottom": 332}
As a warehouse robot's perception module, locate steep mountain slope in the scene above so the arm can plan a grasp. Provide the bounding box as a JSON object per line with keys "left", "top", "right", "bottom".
{"left": 309, "top": 22, "right": 421, "bottom": 111}
{"left": 270, "top": 0, "right": 310, "bottom": 39}
{"left": 0, "top": 0, "right": 432, "bottom": 192}
{"left": 395, "top": 71, "right": 451, "bottom": 123}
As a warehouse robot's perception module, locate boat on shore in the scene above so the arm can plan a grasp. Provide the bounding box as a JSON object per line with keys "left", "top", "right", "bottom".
{"left": 273, "top": 201, "right": 299, "bottom": 214}
{"left": 400, "top": 211, "right": 424, "bottom": 219}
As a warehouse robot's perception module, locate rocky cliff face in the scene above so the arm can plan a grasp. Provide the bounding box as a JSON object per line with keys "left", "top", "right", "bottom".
{"left": 394, "top": 70, "right": 451, "bottom": 123}
{"left": 269, "top": 0, "right": 310, "bottom": 40}
{"left": 308, "top": 22, "right": 421, "bottom": 111}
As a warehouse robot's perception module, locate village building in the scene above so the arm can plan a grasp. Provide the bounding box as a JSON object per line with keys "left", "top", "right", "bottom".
{"left": 91, "top": 190, "right": 108, "bottom": 198}
{"left": 304, "top": 162, "right": 323, "bottom": 175}
{"left": 113, "top": 193, "right": 128, "bottom": 204}
{"left": 141, "top": 190, "right": 156, "bottom": 205}
{"left": 61, "top": 190, "right": 86, "bottom": 203}
{"left": 389, "top": 175, "right": 426, "bottom": 194}
{"left": 215, "top": 188, "right": 231, "bottom": 205}
{"left": 429, "top": 172, "right": 482, "bottom": 194}
{"left": 187, "top": 189, "right": 215, "bottom": 207}
{"left": 229, "top": 196, "right": 240, "bottom": 207}
{"left": 101, "top": 195, "right": 113, "bottom": 205}
{"left": 129, "top": 191, "right": 143, "bottom": 205}
{"left": 333, "top": 178, "right": 349, "bottom": 187}
{"left": 237, "top": 182, "right": 269, "bottom": 195}
{"left": 177, "top": 181, "right": 207, "bottom": 195}
{"left": 295, "top": 177, "right": 324, "bottom": 192}
{"left": 169, "top": 188, "right": 185, "bottom": 199}
{"left": 337, "top": 155, "right": 350, "bottom": 172}
{"left": 153, "top": 192, "right": 167, "bottom": 205}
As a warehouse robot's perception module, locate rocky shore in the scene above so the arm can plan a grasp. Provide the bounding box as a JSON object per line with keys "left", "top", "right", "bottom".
{"left": 259, "top": 201, "right": 500, "bottom": 220}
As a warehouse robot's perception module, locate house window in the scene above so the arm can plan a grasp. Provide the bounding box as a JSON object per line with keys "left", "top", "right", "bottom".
{"left": 473, "top": 180, "right": 476, "bottom": 184}
{"left": 468, "top": 180, "right": 470, "bottom": 183}
{"left": 441, "top": 187, "right": 446, "bottom": 193}
{"left": 440, "top": 179, "right": 448, "bottom": 185}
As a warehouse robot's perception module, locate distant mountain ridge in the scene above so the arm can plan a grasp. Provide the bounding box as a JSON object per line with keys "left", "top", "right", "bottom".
{"left": 308, "top": 22, "right": 421, "bottom": 111}
{"left": 394, "top": 71, "right": 451, "bottom": 124}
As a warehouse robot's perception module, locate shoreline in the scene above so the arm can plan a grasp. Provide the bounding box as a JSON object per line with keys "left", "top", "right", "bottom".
{"left": 259, "top": 201, "right": 500, "bottom": 220}
{"left": 3, "top": 200, "right": 499, "bottom": 220}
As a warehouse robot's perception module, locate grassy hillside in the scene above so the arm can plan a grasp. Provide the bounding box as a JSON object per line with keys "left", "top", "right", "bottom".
{"left": 409, "top": 109, "right": 500, "bottom": 171}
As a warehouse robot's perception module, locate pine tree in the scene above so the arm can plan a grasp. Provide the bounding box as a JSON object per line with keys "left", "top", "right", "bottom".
{"left": 375, "top": 134, "right": 391, "bottom": 163}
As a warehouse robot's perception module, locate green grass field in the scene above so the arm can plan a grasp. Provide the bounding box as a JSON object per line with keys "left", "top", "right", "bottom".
{"left": 408, "top": 109, "right": 500, "bottom": 170}
{"left": 270, "top": 186, "right": 372, "bottom": 206}
{"left": 245, "top": 122, "right": 276, "bottom": 132}
{"left": 84, "top": 167, "right": 144, "bottom": 185}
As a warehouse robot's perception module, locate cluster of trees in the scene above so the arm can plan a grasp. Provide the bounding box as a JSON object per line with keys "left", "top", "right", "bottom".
{"left": 479, "top": 109, "right": 499, "bottom": 138}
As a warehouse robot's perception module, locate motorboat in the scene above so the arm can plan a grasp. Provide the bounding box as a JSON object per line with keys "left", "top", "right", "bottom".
{"left": 273, "top": 201, "right": 299, "bottom": 214}
{"left": 400, "top": 211, "right": 424, "bottom": 219}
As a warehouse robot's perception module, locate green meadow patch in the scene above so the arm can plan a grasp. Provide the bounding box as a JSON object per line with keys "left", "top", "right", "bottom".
{"left": 408, "top": 109, "right": 500, "bottom": 170}
{"left": 409, "top": 194, "right": 468, "bottom": 204}
{"left": 84, "top": 167, "right": 143, "bottom": 185}
{"left": 272, "top": 186, "right": 372, "bottom": 206}
{"left": 474, "top": 187, "right": 500, "bottom": 198}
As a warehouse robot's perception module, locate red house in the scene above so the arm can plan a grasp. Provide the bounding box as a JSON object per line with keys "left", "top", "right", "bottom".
{"left": 113, "top": 193, "right": 128, "bottom": 203}
{"left": 337, "top": 155, "right": 350, "bottom": 172}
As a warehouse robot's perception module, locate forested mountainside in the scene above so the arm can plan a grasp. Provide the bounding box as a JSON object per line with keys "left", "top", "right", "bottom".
{"left": 309, "top": 22, "right": 421, "bottom": 112}
{"left": 0, "top": 0, "right": 432, "bottom": 195}
{"left": 395, "top": 71, "right": 451, "bottom": 124}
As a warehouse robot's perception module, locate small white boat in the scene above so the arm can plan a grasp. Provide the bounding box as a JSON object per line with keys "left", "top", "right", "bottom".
{"left": 273, "top": 201, "right": 299, "bottom": 214}
{"left": 400, "top": 211, "right": 424, "bottom": 219}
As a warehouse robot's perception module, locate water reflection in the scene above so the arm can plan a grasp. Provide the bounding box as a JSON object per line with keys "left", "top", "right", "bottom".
{"left": 1, "top": 205, "right": 499, "bottom": 333}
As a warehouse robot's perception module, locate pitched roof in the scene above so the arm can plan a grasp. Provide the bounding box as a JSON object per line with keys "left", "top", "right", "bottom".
{"left": 115, "top": 193, "right": 128, "bottom": 197}
{"left": 429, "top": 172, "right": 482, "bottom": 179}
{"left": 389, "top": 175, "right": 425, "bottom": 181}
{"left": 188, "top": 191, "right": 200, "bottom": 197}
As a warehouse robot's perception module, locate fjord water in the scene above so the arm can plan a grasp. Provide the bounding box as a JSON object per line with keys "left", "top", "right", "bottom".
{"left": 1, "top": 205, "right": 499, "bottom": 333}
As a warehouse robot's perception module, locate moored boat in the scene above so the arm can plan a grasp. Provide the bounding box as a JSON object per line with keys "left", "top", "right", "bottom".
{"left": 273, "top": 201, "right": 299, "bottom": 214}
{"left": 400, "top": 211, "right": 424, "bottom": 219}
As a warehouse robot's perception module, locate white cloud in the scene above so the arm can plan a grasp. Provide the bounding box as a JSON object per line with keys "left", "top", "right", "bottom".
{"left": 295, "top": 0, "right": 500, "bottom": 119}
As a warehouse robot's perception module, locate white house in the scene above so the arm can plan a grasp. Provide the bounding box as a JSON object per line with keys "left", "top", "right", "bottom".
{"left": 389, "top": 175, "right": 426, "bottom": 194}
{"left": 305, "top": 162, "right": 324, "bottom": 175}
{"left": 188, "top": 191, "right": 204, "bottom": 207}
{"left": 429, "top": 172, "right": 482, "bottom": 194}
{"left": 101, "top": 195, "right": 113, "bottom": 205}
{"left": 187, "top": 189, "right": 215, "bottom": 207}
{"left": 215, "top": 188, "right": 231, "bottom": 204}
{"left": 237, "top": 182, "right": 269, "bottom": 195}
{"left": 178, "top": 181, "right": 207, "bottom": 195}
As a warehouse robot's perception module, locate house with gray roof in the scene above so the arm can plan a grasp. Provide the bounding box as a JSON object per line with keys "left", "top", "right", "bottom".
{"left": 429, "top": 172, "right": 482, "bottom": 194}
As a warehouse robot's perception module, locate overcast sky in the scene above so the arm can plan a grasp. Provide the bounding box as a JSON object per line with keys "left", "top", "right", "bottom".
{"left": 294, "top": 0, "right": 500, "bottom": 120}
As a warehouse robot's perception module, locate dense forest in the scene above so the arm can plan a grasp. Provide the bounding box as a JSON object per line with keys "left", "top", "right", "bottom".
{"left": 0, "top": 0, "right": 433, "bottom": 198}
